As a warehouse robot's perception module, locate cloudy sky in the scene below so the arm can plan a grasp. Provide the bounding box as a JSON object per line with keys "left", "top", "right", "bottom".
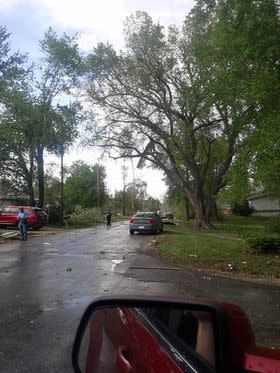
{"left": 0, "top": 0, "right": 195, "bottom": 199}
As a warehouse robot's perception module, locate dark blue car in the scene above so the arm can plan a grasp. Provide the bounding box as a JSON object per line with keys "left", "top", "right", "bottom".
{"left": 129, "top": 211, "right": 163, "bottom": 235}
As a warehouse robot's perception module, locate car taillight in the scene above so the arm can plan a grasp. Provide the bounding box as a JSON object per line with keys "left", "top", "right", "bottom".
{"left": 130, "top": 218, "right": 136, "bottom": 224}
{"left": 147, "top": 218, "right": 154, "bottom": 224}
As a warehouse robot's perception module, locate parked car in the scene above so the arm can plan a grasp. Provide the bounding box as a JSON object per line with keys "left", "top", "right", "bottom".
{"left": 0, "top": 205, "right": 48, "bottom": 230}
{"left": 161, "top": 211, "right": 175, "bottom": 224}
{"left": 161, "top": 211, "right": 174, "bottom": 219}
{"left": 129, "top": 212, "right": 163, "bottom": 235}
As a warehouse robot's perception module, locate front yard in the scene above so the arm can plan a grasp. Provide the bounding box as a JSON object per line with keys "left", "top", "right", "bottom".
{"left": 157, "top": 216, "right": 280, "bottom": 280}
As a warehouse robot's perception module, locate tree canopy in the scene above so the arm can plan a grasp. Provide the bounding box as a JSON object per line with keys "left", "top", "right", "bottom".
{"left": 82, "top": 1, "right": 280, "bottom": 228}
{"left": 64, "top": 161, "right": 107, "bottom": 211}
{"left": 0, "top": 27, "right": 82, "bottom": 207}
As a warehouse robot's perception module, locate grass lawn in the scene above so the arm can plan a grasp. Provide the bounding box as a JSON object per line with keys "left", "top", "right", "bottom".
{"left": 157, "top": 217, "right": 280, "bottom": 280}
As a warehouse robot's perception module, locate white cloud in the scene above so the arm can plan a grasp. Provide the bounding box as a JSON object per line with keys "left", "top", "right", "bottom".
{"left": 28, "top": 0, "right": 194, "bottom": 50}
{"left": 0, "top": 0, "right": 21, "bottom": 12}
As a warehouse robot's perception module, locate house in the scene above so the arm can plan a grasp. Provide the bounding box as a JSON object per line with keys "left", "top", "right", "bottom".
{"left": 219, "top": 203, "right": 231, "bottom": 216}
{"left": 248, "top": 196, "right": 280, "bottom": 217}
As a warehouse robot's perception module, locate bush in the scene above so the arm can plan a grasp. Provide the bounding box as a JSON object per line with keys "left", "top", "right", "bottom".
{"left": 68, "top": 208, "right": 104, "bottom": 227}
{"left": 267, "top": 216, "right": 280, "bottom": 234}
{"left": 231, "top": 201, "right": 253, "bottom": 216}
{"left": 246, "top": 234, "right": 280, "bottom": 254}
{"left": 46, "top": 204, "right": 63, "bottom": 225}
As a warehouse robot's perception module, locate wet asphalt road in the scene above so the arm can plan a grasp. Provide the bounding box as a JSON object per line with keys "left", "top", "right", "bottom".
{"left": 0, "top": 221, "right": 279, "bottom": 372}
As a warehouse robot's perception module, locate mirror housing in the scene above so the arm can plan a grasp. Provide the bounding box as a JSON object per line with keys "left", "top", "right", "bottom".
{"left": 72, "top": 296, "right": 237, "bottom": 373}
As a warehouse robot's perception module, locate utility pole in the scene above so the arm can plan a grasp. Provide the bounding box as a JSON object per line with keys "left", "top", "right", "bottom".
{"left": 131, "top": 159, "right": 135, "bottom": 211}
{"left": 96, "top": 163, "right": 100, "bottom": 208}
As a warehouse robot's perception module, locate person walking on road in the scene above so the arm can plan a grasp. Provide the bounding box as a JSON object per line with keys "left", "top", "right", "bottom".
{"left": 106, "top": 209, "right": 112, "bottom": 227}
{"left": 17, "top": 207, "right": 28, "bottom": 241}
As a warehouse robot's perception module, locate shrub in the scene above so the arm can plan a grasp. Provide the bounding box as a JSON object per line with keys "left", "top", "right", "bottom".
{"left": 267, "top": 216, "right": 280, "bottom": 234}
{"left": 68, "top": 208, "right": 104, "bottom": 227}
{"left": 246, "top": 234, "right": 280, "bottom": 254}
{"left": 46, "top": 204, "right": 63, "bottom": 225}
{"left": 231, "top": 201, "right": 253, "bottom": 216}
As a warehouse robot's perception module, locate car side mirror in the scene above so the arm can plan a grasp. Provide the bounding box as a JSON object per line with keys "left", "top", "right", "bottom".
{"left": 72, "top": 296, "right": 237, "bottom": 373}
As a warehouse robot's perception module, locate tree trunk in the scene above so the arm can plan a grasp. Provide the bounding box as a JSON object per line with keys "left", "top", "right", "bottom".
{"left": 27, "top": 175, "right": 35, "bottom": 206}
{"left": 36, "top": 145, "right": 44, "bottom": 208}
{"left": 28, "top": 151, "right": 35, "bottom": 206}
{"left": 184, "top": 195, "right": 190, "bottom": 221}
{"left": 60, "top": 149, "right": 64, "bottom": 224}
{"left": 192, "top": 185, "right": 212, "bottom": 230}
{"left": 205, "top": 201, "right": 215, "bottom": 228}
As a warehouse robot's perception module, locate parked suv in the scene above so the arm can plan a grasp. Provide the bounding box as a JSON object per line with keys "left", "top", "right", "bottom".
{"left": 0, "top": 206, "right": 48, "bottom": 230}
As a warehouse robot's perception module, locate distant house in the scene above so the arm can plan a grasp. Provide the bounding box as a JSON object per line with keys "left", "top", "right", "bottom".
{"left": 219, "top": 203, "right": 231, "bottom": 216}
{"left": 248, "top": 196, "right": 280, "bottom": 217}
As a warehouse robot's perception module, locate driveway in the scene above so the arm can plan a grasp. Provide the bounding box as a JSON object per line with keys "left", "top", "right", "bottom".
{"left": 0, "top": 222, "right": 279, "bottom": 372}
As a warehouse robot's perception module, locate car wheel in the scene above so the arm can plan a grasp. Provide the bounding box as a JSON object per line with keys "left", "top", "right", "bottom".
{"left": 130, "top": 230, "right": 134, "bottom": 235}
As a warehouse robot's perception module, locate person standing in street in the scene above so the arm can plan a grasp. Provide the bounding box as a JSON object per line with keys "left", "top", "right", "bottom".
{"left": 17, "top": 207, "right": 28, "bottom": 241}
{"left": 106, "top": 209, "right": 112, "bottom": 227}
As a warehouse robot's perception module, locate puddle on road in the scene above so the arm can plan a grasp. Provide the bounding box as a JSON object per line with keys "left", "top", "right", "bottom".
{"left": 111, "top": 259, "right": 123, "bottom": 271}
{"left": 44, "top": 248, "right": 58, "bottom": 253}
{"left": 45, "top": 253, "right": 94, "bottom": 259}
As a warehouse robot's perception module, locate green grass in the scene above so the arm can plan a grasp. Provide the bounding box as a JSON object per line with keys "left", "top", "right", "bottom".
{"left": 158, "top": 217, "right": 280, "bottom": 279}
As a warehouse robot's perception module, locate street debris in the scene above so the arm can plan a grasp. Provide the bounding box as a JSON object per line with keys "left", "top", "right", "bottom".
{"left": 66, "top": 267, "right": 72, "bottom": 272}
{"left": 227, "top": 263, "right": 236, "bottom": 271}
{"left": 148, "top": 239, "right": 159, "bottom": 246}
{"left": 190, "top": 254, "right": 197, "bottom": 258}
{"left": 112, "top": 259, "right": 123, "bottom": 265}
{"left": 203, "top": 276, "right": 211, "bottom": 280}
{"left": 1, "top": 231, "right": 18, "bottom": 239}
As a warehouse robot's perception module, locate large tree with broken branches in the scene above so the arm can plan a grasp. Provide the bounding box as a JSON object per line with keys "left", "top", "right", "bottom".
{"left": 83, "top": 1, "right": 280, "bottom": 229}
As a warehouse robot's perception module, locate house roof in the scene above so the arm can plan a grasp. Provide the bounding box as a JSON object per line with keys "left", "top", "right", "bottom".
{"left": 248, "top": 195, "right": 279, "bottom": 201}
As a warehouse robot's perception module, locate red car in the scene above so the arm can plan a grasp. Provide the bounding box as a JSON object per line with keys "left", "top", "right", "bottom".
{"left": 0, "top": 205, "right": 48, "bottom": 230}
{"left": 73, "top": 297, "right": 280, "bottom": 373}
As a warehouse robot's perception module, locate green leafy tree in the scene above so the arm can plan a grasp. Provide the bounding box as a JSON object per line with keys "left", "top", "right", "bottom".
{"left": 0, "top": 27, "right": 81, "bottom": 207}
{"left": 34, "top": 27, "right": 82, "bottom": 208}
{"left": 64, "top": 161, "right": 107, "bottom": 211}
{"left": 0, "top": 26, "right": 28, "bottom": 98}
{"left": 0, "top": 90, "right": 38, "bottom": 205}
{"left": 207, "top": 0, "right": 280, "bottom": 201}
{"left": 82, "top": 2, "right": 280, "bottom": 229}
{"left": 0, "top": 27, "right": 32, "bottom": 201}
{"left": 44, "top": 173, "right": 62, "bottom": 224}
